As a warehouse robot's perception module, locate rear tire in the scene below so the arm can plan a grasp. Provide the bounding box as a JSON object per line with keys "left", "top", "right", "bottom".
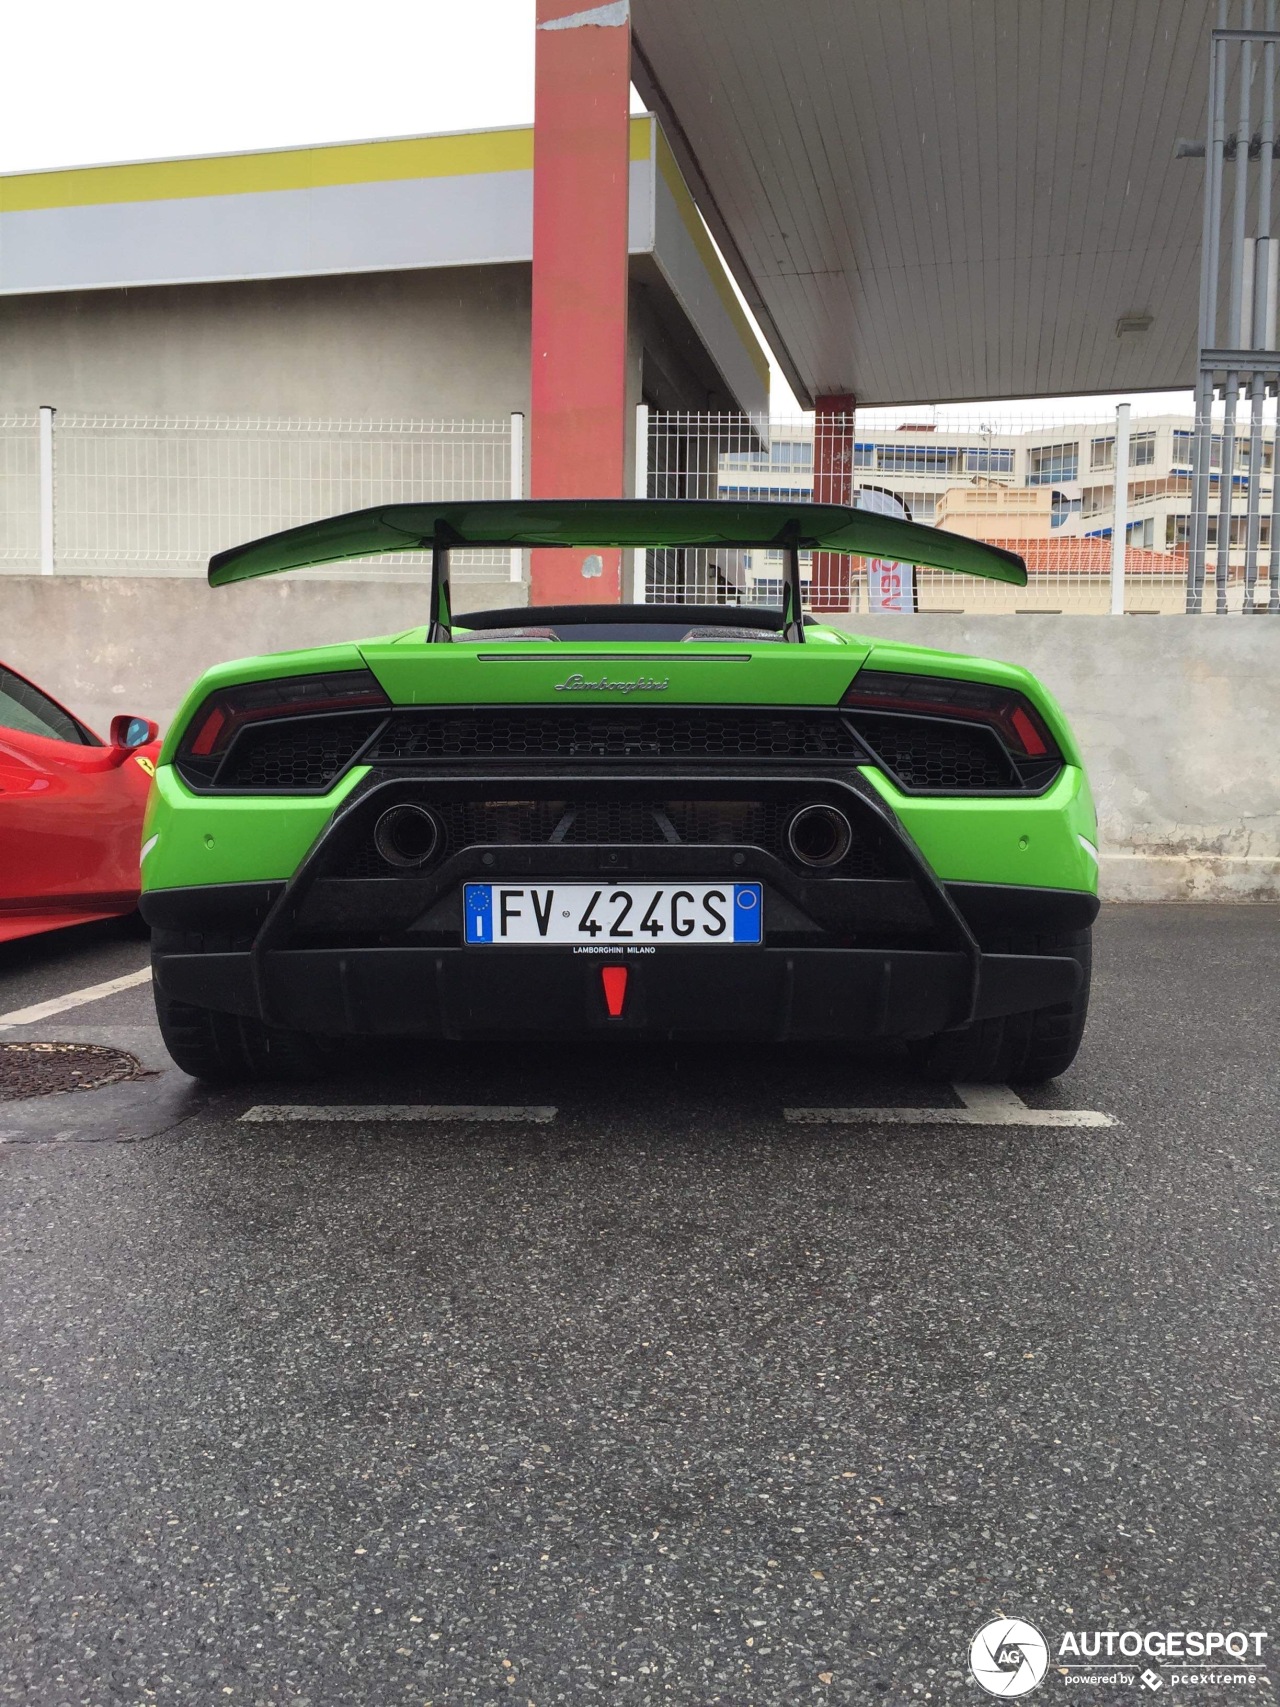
{"left": 907, "top": 926, "right": 1092, "bottom": 1085}
{"left": 152, "top": 930, "right": 332, "bottom": 1083}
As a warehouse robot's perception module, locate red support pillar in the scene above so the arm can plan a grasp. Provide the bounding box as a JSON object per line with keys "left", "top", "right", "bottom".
{"left": 810, "top": 393, "right": 857, "bottom": 612}
{"left": 529, "top": 0, "right": 632, "bottom": 604}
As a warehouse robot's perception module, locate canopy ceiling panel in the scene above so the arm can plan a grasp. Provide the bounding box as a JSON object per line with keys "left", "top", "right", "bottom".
{"left": 631, "top": 0, "right": 1214, "bottom": 405}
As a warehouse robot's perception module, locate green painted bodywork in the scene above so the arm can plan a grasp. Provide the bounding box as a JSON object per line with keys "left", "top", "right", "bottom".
{"left": 861, "top": 764, "right": 1097, "bottom": 890}
{"left": 358, "top": 630, "right": 874, "bottom": 711}
{"left": 142, "top": 760, "right": 369, "bottom": 893}
{"left": 144, "top": 623, "right": 1098, "bottom": 901}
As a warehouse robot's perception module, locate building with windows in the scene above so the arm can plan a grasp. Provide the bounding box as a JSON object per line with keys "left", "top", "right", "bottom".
{"left": 716, "top": 415, "right": 1277, "bottom": 602}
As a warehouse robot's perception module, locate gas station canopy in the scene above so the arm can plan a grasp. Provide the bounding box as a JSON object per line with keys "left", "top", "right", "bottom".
{"left": 631, "top": 0, "right": 1213, "bottom": 406}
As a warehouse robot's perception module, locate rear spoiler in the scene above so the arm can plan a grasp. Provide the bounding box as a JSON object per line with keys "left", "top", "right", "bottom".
{"left": 207, "top": 498, "right": 1027, "bottom": 643}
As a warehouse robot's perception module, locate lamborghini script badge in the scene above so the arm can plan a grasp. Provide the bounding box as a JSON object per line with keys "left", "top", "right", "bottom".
{"left": 554, "top": 673, "right": 669, "bottom": 694}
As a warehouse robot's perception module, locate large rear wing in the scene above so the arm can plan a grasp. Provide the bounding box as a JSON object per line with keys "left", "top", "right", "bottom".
{"left": 207, "top": 498, "right": 1027, "bottom": 643}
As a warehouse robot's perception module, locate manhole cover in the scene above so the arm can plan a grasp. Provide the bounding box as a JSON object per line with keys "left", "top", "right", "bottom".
{"left": 0, "top": 1041, "right": 148, "bottom": 1101}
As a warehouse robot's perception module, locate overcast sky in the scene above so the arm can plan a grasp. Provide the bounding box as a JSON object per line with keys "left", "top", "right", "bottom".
{"left": 3, "top": 0, "right": 1200, "bottom": 423}
{"left": 2, "top": 0, "right": 547, "bottom": 173}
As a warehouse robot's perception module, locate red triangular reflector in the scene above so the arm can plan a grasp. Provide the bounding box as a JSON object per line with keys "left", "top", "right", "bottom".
{"left": 601, "top": 964, "right": 628, "bottom": 1017}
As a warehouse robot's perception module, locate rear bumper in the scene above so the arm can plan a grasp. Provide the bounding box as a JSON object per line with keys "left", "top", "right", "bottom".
{"left": 142, "top": 767, "right": 1095, "bottom": 1043}
{"left": 151, "top": 939, "right": 1082, "bottom": 1042}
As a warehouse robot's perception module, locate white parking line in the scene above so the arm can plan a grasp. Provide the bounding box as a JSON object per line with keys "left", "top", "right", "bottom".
{"left": 785, "top": 1083, "right": 1116, "bottom": 1128}
{"left": 0, "top": 966, "right": 153, "bottom": 1028}
{"left": 241, "top": 1104, "right": 558, "bottom": 1124}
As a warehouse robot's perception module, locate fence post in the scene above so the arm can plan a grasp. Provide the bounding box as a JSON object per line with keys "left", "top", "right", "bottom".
{"left": 633, "top": 403, "right": 650, "bottom": 602}
{"left": 509, "top": 411, "right": 525, "bottom": 583}
{"left": 1110, "top": 402, "right": 1130, "bottom": 615}
{"left": 38, "top": 405, "right": 55, "bottom": 575}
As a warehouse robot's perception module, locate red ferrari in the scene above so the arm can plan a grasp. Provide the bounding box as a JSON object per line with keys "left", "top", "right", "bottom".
{"left": 0, "top": 662, "right": 161, "bottom": 945}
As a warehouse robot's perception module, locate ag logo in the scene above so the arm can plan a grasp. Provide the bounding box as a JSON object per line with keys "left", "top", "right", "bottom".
{"left": 968, "top": 1619, "right": 1049, "bottom": 1697}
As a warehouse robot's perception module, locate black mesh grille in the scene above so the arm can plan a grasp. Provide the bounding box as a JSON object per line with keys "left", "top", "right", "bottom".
{"left": 562, "top": 801, "right": 668, "bottom": 844}
{"left": 212, "top": 714, "right": 384, "bottom": 792}
{"left": 369, "top": 709, "right": 864, "bottom": 764}
{"left": 663, "top": 799, "right": 782, "bottom": 848}
{"left": 848, "top": 714, "right": 1014, "bottom": 791}
{"left": 439, "top": 799, "right": 569, "bottom": 847}
{"left": 337, "top": 841, "right": 404, "bottom": 880}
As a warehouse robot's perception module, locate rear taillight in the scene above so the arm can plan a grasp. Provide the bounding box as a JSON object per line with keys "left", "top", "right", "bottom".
{"left": 839, "top": 669, "right": 1063, "bottom": 795}
{"left": 177, "top": 670, "right": 390, "bottom": 786}
{"left": 181, "top": 670, "right": 389, "bottom": 761}
{"left": 842, "top": 670, "right": 1059, "bottom": 761}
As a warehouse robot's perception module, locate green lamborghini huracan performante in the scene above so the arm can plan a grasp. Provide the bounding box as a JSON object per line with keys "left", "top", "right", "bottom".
{"left": 140, "top": 500, "right": 1098, "bottom": 1083}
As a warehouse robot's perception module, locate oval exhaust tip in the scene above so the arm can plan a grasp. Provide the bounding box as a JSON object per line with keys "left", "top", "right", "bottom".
{"left": 786, "top": 803, "right": 853, "bottom": 869}
{"left": 374, "top": 803, "right": 441, "bottom": 869}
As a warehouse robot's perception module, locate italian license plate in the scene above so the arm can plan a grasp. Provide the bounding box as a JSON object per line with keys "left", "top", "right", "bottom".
{"left": 463, "top": 882, "right": 763, "bottom": 946}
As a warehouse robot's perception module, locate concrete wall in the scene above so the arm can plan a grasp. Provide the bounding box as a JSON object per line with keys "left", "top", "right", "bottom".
{"left": 2, "top": 573, "right": 518, "bottom": 735}
{"left": 0, "top": 267, "right": 722, "bottom": 424}
{"left": 0, "top": 269, "right": 534, "bottom": 419}
{"left": 5, "top": 582, "right": 1273, "bottom": 901}
{"left": 831, "top": 614, "right": 1280, "bottom": 901}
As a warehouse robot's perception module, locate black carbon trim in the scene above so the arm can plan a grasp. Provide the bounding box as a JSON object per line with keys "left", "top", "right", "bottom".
{"left": 139, "top": 881, "right": 285, "bottom": 933}
{"left": 944, "top": 882, "right": 1100, "bottom": 935}
{"left": 142, "top": 876, "right": 1098, "bottom": 942}
{"left": 211, "top": 769, "right": 970, "bottom": 1027}
{"left": 152, "top": 942, "right": 1080, "bottom": 1042}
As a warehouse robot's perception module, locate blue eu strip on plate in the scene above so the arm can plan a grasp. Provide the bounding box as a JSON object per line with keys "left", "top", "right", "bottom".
{"left": 465, "top": 883, "right": 495, "bottom": 943}
{"left": 731, "top": 882, "right": 762, "bottom": 943}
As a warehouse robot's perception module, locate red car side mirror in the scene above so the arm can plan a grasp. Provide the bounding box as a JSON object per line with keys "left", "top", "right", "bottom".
{"left": 110, "top": 714, "right": 160, "bottom": 752}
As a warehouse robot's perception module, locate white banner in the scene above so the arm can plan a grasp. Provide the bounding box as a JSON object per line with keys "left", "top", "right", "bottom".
{"left": 856, "top": 486, "right": 917, "bottom": 613}
{"left": 867, "top": 558, "right": 916, "bottom": 613}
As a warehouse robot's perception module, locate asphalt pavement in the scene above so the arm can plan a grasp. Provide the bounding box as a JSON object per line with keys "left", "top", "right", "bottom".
{"left": 0, "top": 905, "right": 1277, "bottom": 1705}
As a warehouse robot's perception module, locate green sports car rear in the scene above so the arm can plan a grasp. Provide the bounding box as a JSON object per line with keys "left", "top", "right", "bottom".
{"left": 140, "top": 501, "right": 1098, "bottom": 1083}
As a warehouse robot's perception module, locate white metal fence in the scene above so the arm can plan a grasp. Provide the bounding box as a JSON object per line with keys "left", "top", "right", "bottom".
{"left": 0, "top": 414, "right": 41, "bottom": 571}
{"left": 639, "top": 404, "right": 1280, "bottom": 615}
{"left": 5, "top": 413, "right": 521, "bottom": 583}
{"left": 5, "top": 404, "right": 1278, "bottom": 612}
